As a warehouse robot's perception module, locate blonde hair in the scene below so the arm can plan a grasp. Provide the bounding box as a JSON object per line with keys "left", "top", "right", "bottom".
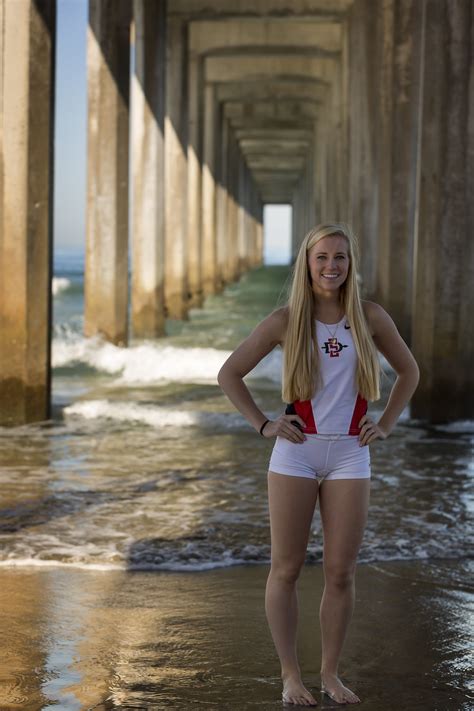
{"left": 282, "top": 222, "right": 381, "bottom": 403}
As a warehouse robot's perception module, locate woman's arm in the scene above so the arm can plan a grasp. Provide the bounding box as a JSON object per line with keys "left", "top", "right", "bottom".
{"left": 364, "top": 301, "right": 420, "bottom": 437}
{"left": 217, "top": 307, "right": 306, "bottom": 441}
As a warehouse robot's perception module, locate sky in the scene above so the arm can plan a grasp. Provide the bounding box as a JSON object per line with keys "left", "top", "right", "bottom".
{"left": 54, "top": 0, "right": 291, "bottom": 264}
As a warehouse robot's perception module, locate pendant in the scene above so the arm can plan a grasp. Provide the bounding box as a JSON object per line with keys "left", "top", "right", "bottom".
{"left": 328, "top": 337, "right": 339, "bottom": 346}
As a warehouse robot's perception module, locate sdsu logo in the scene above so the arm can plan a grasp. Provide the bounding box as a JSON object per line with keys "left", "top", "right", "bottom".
{"left": 322, "top": 339, "right": 348, "bottom": 357}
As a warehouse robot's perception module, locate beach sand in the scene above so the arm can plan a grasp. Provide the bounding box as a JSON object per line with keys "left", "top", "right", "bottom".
{"left": 0, "top": 559, "right": 472, "bottom": 710}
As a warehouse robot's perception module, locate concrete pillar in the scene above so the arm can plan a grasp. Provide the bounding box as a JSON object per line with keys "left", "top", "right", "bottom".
{"left": 347, "top": 0, "right": 378, "bottom": 297}
{"left": 227, "top": 130, "right": 240, "bottom": 281}
{"left": 256, "top": 197, "right": 264, "bottom": 266}
{"left": 325, "top": 88, "right": 338, "bottom": 220}
{"left": 0, "top": 0, "right": 55, "bottom": 425}
{"left": 340, "top": 17, "right": 350, "bottom": 222}
{"left": 131, "top": 0, "right": 166, "bottom": 338}
{"left": 303, "top": 157, "right": 312, "bottom": 234}
{"left": 237, "top": 154, "right": 247, "bottom": 272}
{"left": 312, "top": 120, "right": 321, "bottom": 224}
{"left": 201, "top": 83, "right": 218, "bottom": 295}
{"left": 187, "top": 46, "right": 203, "bottom": 307}
{"left": 292, "top": 182, "right": 302, "bottom": 260}
{"left": 243, "top": 165, "right": 252, "bottom": 268}
{"left": 164, "top": 16, "right": 188, "bottom": 319}
{"left": 315, "top": 113, "right": 328, "bottom": 222}
{"left": 216, "top": 113, "right": 229, "bottom": 285}
{"left": 387, "top": 0, "right": 423, "bottom": 344}
{"left": 373, "top": 0, "right": 395, "bottom": 307}
{"left": 85, "top": 0, "right": 131, "bottom": 346}
{"left": 411, "top": 0, "right": 474, "bottom": 422}
{"left": 248, "top": 188, "right": 258, "bottom": 268}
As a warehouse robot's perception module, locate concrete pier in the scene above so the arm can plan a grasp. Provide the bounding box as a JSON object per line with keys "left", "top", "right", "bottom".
{"left": 411, "top": 0, "right": 474, "bottom": 422}
{"left": 85, "top": 0, "right": 131, "bottom": 346}
{"left": 387, "top": 0, "right": 423, "bottom": 345}
{"left": 1, "top": 0, "right": 472, "bottom": 424}
{"left": 164, "top": 16, "right": 188, "bottom": 319}
{"left": 201, "top": 83, "right": 218, "bottom": 295}
{"left": 131, "top": 0, "right": 166, "bottom": 338}
{"left": 0, "top": 0, "right": 55, "bottom": 425}
{"left": 84, "top": 0, "right": 131, "bottom": 345}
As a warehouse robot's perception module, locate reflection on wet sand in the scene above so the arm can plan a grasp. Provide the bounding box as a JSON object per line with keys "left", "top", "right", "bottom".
{"left": 0, "top": 561, "right": 472, "bottom": 710}
{"left": 0, "top": 571, "right": 48, "bottom": 709}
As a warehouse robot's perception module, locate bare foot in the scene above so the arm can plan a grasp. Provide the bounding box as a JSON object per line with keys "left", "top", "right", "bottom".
{"left": 282, "top": 673, "right": 318, "bottom": 706}
{"left": 320, "top": 672, "right": 360, "bottom": 704}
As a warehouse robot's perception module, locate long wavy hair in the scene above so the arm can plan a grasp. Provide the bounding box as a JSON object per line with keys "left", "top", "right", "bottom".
{"left": 282, "top": 222, "right": 381, "bottom": 403}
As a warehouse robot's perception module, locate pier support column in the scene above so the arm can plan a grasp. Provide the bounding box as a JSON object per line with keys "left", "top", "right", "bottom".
{"left": 387, "top": 0, "right": 423, "bottom": 344}
{"left": 164, "top": 16, "right": 188, "bottom": 318}
{"left": 347, "top": 0, "right": 378, "bottom": 296}
{"left": 131, "top": 0, "right": 166, "bottom": 338}
{"left": 201, "top": 83, "right": 218, "bottom": 295}
{"left": 411, "top": 0, "right": 474, "bottom": 422}
{"left": 187, "top": 46, "right": 203, "bottom": 307}
{"left": 85, "top": 0, "right": 131, "bottom": 346}
{"left": 227, "top": 131, "right": 240, "bottom": 281}
{"left": 237, "top": 154, "right": 248, "bottom": 273}
{"left": 0, "top": 0, "right": 55, "bottom": 425}
{"left": 255, "top": 197, "right": 264, "bottom": 267}
{"left": 373, "top": 0, "right": 395, "bottom": 307}
{"left": 216, "top": 113, "right": 229, "bottom": 285}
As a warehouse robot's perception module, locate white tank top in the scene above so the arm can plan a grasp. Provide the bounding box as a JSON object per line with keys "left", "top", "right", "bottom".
{"left": 290, "top": 315, "right": 367, "bottom": 435}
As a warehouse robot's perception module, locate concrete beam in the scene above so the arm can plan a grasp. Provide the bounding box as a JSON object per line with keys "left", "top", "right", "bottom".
{"left": 189, "top": 19, "right": 341, "bottom": 54}
{"left": 206, "top": 54, "right": 336, "bottom": 84}
{"left": 235, "top": 128, "right": 314, "bottom": 141}
{"left": 245, "top": 156, "right": 306, "bottom": 171}
{"left": 239, "top": 139, "right": 310, "bottom": 153}
{"left": 217, "top": 80, "right": 327, "bottom": 103}
{"left": 223, "top": 100, "right": 321, "bottom": 121}
{"left": 0, "top": 0, "right": 55, "bottom": 425}
{"left": 169, "top": 0, "right": 353, "bottom": 19}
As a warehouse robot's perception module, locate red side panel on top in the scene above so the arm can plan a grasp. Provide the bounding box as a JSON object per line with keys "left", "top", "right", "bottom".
{"left": 348, "top": 394, "right": 368, "bottom": 434}
{"left": 294, "top": 400, "right": 317, "bottom": 433}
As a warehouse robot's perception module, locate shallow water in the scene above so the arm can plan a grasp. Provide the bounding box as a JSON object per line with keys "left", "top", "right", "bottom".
{"left": 1, "top": 255, "right": 472, "bottom": 573}
{"left": 0, "top": 562, "right": 472, "bottom": 710}
{"left": 0, "top": 253, "right": 473, "bottom": 709}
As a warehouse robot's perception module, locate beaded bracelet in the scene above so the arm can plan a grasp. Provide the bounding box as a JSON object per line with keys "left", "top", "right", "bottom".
{"left": 259, "top": 419, "right": 270, "bottom": 436}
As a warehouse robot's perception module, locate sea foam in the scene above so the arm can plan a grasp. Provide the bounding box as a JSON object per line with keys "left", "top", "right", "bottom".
{"left": 52, "top": 335, "right": 282, "bottom": 385}
{"left": 52, "top": 277, "right": 71, "bottom": 295}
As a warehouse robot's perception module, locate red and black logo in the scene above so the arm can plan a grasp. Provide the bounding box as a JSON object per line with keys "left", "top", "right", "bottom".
{"left": 321, "top": 339, "right": 348, "bottom": 357}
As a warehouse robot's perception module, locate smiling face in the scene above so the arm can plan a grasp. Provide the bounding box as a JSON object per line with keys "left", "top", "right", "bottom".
{"left": 307, "top": 234, "right": 350, "bottom": 296}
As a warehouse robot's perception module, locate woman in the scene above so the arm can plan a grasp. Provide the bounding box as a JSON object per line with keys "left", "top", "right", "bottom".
{"left": 217, "top": 223, "right": 419, "bottom": 706}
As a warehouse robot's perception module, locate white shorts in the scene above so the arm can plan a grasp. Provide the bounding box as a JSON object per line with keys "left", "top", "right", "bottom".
{"left": 268, "top": 433, "right": 371, "bottom": 482}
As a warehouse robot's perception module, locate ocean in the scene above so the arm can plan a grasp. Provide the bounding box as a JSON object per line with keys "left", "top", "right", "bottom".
{"left": 1, "top": 249, "right": 472, "bottom": 574}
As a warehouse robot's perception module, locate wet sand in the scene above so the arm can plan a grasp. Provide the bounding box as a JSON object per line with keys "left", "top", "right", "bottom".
{"left": 0, "top": 559, "right": 472, "bottom": 710}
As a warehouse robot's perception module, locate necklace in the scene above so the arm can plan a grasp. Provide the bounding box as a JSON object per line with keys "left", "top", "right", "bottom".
{"left": 317, "top": 310, "right": 344, "bottom": 347}
{"left": 324, "top": 320, "right": 341, "bottom": 347}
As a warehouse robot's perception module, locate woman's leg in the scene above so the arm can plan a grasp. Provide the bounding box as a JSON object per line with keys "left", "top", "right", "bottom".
{"left": 318, "top": 477, "right": 370, "bottom": 704}
{"left": 266, "top": 470, "right": 319, "bottom": 706}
